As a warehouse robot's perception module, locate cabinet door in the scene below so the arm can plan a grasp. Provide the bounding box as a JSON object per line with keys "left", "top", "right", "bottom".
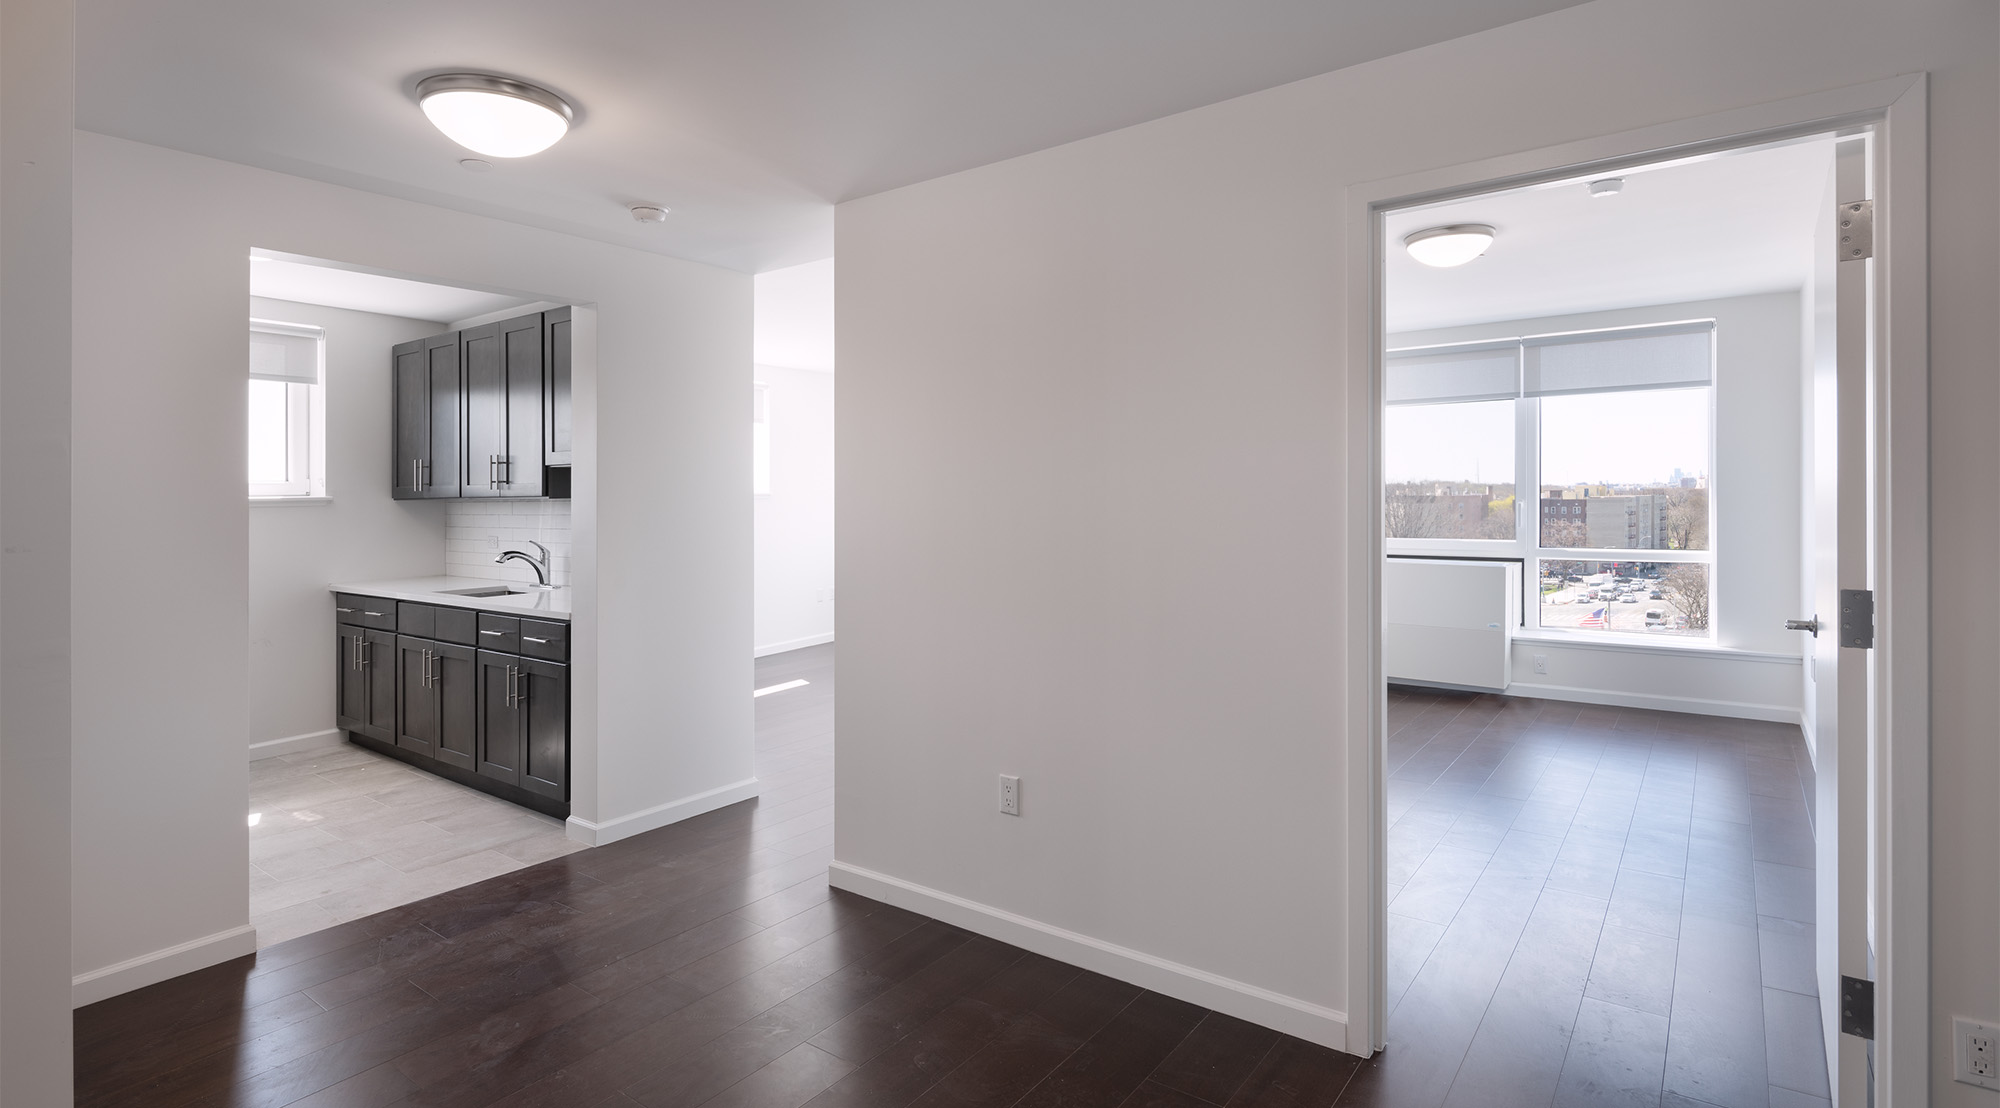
{"left": 423, "top": 332, "right": 462, "bottom": 499}
{"left": 392, "top": 339, "right": 428, "bottom": 499}
{"left": 498, "top": 313, "right": 544, "bottom": 497}
{"left": 544, "top": 307, "right": 572, "bottom": 467}
{"left": 433, "top": 642, "right": 478, "bottom": 772}
{"left": 394, "top": 636, "right": 438, "bottom": 760}
{"left": 335, "top": 626, "right": 369, "bottom": 733}
{"left": 462, "top": 322, "right": 503, "bottom": 498}
{"left": 518, "top": 658, "right": 568, "bottom": 800}
{"left": 476, "top": 650, "right": 522, "bottom": 784}
{"left": 361, "top": 628, "right": 398, "bottom": 742}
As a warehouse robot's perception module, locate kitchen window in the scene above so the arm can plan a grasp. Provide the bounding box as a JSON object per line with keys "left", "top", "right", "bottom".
{"left": 1385, "top": 320, "right": 1716, "bottom": 639}
{"left": 248, "top": 320, "right": 325, "bottom": 498}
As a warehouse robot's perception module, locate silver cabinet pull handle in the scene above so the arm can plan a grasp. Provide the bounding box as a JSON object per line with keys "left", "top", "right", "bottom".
{"left": 335, "top": 607, "right": 355, "bottom": 613}
{"left": 522, "top": 636, "right": 549, "bottom": 644}
{"left": 480, "top": 629, "right": 506, "bottom": 636}
{"left": 357, "top": 638, "right": 371, "bottom": 667}
{"left": 350, "top": 634, "right": 359, "bottom": 671}
{"left": 412, "top": 458, "right": 422, "bottom": 492}
{"left": 363, "top": 611, "right": 386, "bottom": 618}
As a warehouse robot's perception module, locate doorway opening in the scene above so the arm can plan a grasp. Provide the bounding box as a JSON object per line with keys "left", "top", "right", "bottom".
{"left": 1367, "top": 126, "right": 1886, "bottom": 1107}
{"left": 246, "top": 252, "right": 585, "bottom": 947}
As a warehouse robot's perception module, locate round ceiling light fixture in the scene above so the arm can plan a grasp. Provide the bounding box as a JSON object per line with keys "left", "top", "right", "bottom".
{"left": 416, "top": 73, "right": 574, "bottom": 158}
{"left": 1403, "top": 224, "right": 1496, "bottom": 268}
{"left": 629, "top": 204, "right": 670, "bottom": 223}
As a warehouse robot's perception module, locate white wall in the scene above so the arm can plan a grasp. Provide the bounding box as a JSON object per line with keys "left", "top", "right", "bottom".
{"left": 1391, "top": 292, "right": 1807, "bottom": 722}
{"left": 247, "top": 298, "right": 446, "bottom": 757}
{"left": 754, "top": 364, "right": 835, "bottom": 655}
{"left": 73, "top": 133, "right": 754, "bottom": 1002}
{"left": 1, "top": 0, "right": 75, "bottom": 1096}
{"left": 834, "top": 0, "right": 1996, "bottom": 1085}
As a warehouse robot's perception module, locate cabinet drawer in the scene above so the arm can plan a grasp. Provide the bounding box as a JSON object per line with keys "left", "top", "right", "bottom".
{"left": 334, "top": 594, "right": 397, "bottom": 630}
{"left": 476, "top": 613, "right": 520, "bottom": 653}
{"left": 435, "top": 606, "right": 478, "bottom": 646}
{"left": 519, "top": 619, "right": 568, "bottom": 662}
{"left": 398, "top": 602, "right": 436, "bottom": 639}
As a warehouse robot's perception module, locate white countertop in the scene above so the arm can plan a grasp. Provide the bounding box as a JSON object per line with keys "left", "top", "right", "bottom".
{"left": 328, "top": 576, "right": 573, "bottom": 620}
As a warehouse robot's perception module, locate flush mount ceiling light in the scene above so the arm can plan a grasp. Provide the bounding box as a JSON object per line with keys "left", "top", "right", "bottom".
{"left": 1403, "top": 223, "right": 1496, "bottom": 268}
{"left": 416, "top": 73, "right": 574, "bottom": 158}
{"left": 629, "top": 204, "right": 670, "bottom": 223}
{"left": 1587, "top": 177, "right": 1626, "bottom": 198}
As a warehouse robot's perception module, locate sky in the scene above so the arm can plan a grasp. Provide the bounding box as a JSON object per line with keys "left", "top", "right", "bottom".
{"left": 1384, "top": 388, "right": 1710, "bottom": 487}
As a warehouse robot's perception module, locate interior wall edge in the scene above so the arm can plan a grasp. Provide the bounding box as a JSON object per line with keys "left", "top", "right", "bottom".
{"left": 69, "top": 924, "right": 256, "bottom": 1009}
{"left": 828, "top": 861, "right": 1353, "bottom": 1052}
{"left": 564, "top": 775, "right": 761, "bottom": 846}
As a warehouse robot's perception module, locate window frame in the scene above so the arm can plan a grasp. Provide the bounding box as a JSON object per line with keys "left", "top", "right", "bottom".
{"left": 247, "top": 320, "right": 326, "bottom": 501}
{"left": 1385, "top": 320, "right": 1718, "bottom": 641}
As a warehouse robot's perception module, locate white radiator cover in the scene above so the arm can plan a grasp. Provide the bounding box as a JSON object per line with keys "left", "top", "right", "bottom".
{"left": 1385, "top": 558, "right": 1521, "bottom": 692}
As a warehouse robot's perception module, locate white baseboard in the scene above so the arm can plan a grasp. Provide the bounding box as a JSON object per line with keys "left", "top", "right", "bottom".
{"left": 72, "top": 924, "right": 258, "bottom": 1008}
{"left": 248, "top": 727, "right": 344, "bottom": 761}
{"left": 566, "top": 777, "right": 761, "bottom": 846}
{"left": 828, "top": 861, "right": 1351, "bottom": 1051}
{"left": 755, "top": 632, "right": 834, "bottom": 658}
{"left": 1503, "top": 680, "right": 1805, "bottom": 727}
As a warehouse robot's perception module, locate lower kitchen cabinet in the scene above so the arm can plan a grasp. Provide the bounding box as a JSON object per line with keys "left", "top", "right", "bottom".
{"left": 335, "top": 624, "right": 395, "bottom": 743}
{"left": 395, "top": 637, "right": 477, "bottom": 769}
{"left": 337, "top": 595, "right": 569, "bottom": 817}
{"left": 476, "top": 652, "right": 568, "bottom": 801}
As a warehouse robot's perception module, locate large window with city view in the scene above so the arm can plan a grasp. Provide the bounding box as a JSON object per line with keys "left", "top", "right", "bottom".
{"left": 1385, "top": 320, "right": 1716, "bottom": 640}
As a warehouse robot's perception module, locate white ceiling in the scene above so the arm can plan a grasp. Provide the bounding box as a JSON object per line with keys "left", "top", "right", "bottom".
{"left": 78, "top": 0, "right": 1588, "bottom": 274}
{"left": 249, "top": 255, "right": 540, "bottom": 322}
{"left": 1385, "top": 138, "right": 1835, "bottom": 333}
{"left": 755, "top": 258, "right": 835, "bottom": 372}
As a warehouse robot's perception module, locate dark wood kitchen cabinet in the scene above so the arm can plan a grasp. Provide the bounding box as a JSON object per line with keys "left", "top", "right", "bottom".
{"left": 476, "top": 652, "right": 568, "bottom": 801}
{"left": 336, "top": 594, "right": 569, "bottom": 817}
{"left": 391, "top": 332, "right": 461, "bottom": 500}
{"left": 334, "top": 623, "right": 395, "bottom": 743}
{"left": 391, "top": 308, "right": 570, "bottom": 501}
{"left": 462, "top": 312, "right": 546, "bottom": 499}
{"left": 394, "top": 636, "right": 476, "bottom": 769}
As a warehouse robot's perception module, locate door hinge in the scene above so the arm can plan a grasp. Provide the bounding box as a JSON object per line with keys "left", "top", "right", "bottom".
{"left": 1841, "top": 975, "right": 1876, "bottom": 1040}
{"left": 1840, "top": 588, "right": 1875, "bottom": 649}
{"left": 1837, "top": 199, "right": 1873, "bottom": 261}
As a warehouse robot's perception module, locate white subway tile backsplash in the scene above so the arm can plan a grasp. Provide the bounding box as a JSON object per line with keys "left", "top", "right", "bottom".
{"left": 443, "top": 499, "right": 573, "bottom": 586}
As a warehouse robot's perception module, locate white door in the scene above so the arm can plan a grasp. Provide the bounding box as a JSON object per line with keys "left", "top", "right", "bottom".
{"left": 1801, "top": 134, "right": 1871, "bottom": 1108}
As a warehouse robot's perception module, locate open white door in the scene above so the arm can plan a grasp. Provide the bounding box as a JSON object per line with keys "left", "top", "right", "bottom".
{"left": 1801, "top": 133, "right": 1871, "bottom": 1107}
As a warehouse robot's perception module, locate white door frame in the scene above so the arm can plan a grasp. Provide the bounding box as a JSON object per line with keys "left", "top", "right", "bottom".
{"left": 1339, "top": 74, "right": 1930, "bottom": 1105}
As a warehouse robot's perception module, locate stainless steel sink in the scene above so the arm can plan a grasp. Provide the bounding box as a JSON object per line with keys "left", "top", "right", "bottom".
{"left": 436, "top": 585, "right": 527, "bottom": 597}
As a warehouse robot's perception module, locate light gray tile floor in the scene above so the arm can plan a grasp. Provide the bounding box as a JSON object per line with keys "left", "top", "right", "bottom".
{"left": 247, "top": 743, "right": 589, "bottom": 947}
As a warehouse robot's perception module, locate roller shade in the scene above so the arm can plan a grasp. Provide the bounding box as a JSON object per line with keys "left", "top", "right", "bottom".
{"left": 1522, "top": 320, "right": 1713, "bottom": 398}
{"left": 249, "top": 321, "right": 323, "bottom": 385}
{"left": 1384, "top": 340, "right": 1519, "bottom": 405}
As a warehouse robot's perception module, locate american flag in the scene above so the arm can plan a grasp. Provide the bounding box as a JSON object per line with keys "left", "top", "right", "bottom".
{"left": 1579, "top": 606, "right": 1608, "bottom": 629}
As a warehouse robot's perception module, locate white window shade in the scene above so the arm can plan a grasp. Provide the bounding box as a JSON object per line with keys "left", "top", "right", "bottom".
{"left": 1522, "top": 320, "right": 1714, "bottom": 398}
{"left": 1384, "top": 340, "right": 1520, "bottom": 406}
{"left": 249, "top": 321, "right": 323, "bottom": 384}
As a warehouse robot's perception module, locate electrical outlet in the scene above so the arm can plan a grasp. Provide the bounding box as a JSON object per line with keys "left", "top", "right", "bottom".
{"left": 487, "top": 534, "right": 499, "bottom": 549}
{"left": 998, "top": 774, "right": 1021, "bottom": 816}
{"left": 1956, "top": 1017, "right": 2000, "bottom": 1090}
{"left": 1533, "top": 653, "right": 1548, "bottom": 675}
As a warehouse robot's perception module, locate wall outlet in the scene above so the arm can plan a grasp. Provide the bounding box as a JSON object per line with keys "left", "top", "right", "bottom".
{"left": 487, "top": 534, "right": 499, "bottom": 549}
{"left": 1532, "top": 653, "right": 1548, "bottom": 675}
{"left": 1956, "top": 1017, "right": 2000, "bottom": 1090}
{"left": 998, "top": 774, "right": 1021, "bottom": 816}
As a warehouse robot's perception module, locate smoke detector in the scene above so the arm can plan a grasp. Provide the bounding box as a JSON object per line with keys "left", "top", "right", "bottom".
{"left": 629, "top": 205, "right": 670, "bottom": 223}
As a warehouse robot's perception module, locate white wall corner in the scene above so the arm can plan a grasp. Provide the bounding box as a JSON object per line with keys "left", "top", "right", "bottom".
{"left": 71, "top": 924, "right": 257, "bottom": 1009}
{"left": 565, "top": 777, "right": 761, "bottom": 846}
{"left": 247, "top": 728, "right": 344, "bottom": 762}
{"left": 827, "top": 861, "right": 1352, "bottom": 1052}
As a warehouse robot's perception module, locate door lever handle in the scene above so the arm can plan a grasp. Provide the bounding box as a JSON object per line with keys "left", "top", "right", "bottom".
{"left": 1786, "top": 617, "right": 1821, "bottom": 637}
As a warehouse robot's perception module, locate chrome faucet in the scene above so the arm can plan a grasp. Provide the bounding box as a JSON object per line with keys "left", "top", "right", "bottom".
{"left": 495, "top": 540, "right": 555, "bottom": 589}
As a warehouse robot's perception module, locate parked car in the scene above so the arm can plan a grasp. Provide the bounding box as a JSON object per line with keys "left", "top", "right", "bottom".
{"left": 1645, "top": 609, "right": 1667, "bottom": 626}
{"left": 1649, "top": 589, "right": 1664, "bottom": 599}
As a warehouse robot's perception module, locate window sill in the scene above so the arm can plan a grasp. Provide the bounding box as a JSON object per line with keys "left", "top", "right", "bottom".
{"left": 249, "top": 496, "right": 333, "bottom": 507}
{"left": 1510, "top": 630, "right": 1801, "bottom": 664}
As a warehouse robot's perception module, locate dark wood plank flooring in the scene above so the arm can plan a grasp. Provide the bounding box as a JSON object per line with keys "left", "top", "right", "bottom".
{"left": 74, "top": 653, "right": 1825, "bottom": 1108}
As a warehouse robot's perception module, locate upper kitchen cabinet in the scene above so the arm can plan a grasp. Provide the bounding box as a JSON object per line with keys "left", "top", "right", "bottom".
{"left": 391, "top": 332, "right": 462, "bottom": 500}
{"left": 392, "top": 308, "right": 571, "bottom": 500}
{"left": 544, "top": 307, "right": 572, "bottom": 468}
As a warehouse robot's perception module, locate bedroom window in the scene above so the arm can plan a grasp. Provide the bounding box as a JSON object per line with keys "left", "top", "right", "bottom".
{"left": 247, "top": 320, "right": 325, "bottom": 499}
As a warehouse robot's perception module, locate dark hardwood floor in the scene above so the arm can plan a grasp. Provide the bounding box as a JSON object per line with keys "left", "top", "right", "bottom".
{"left": 75, "top": 653, "right": 1825, "bottom": 1108}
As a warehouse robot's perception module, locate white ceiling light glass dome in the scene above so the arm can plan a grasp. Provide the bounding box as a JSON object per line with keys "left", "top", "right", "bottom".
{"left": 1403, "top": 223, "right": 1496, "bottom": 268}
{"left": 416, "top": 73, "right": 575, "bottom": 158}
